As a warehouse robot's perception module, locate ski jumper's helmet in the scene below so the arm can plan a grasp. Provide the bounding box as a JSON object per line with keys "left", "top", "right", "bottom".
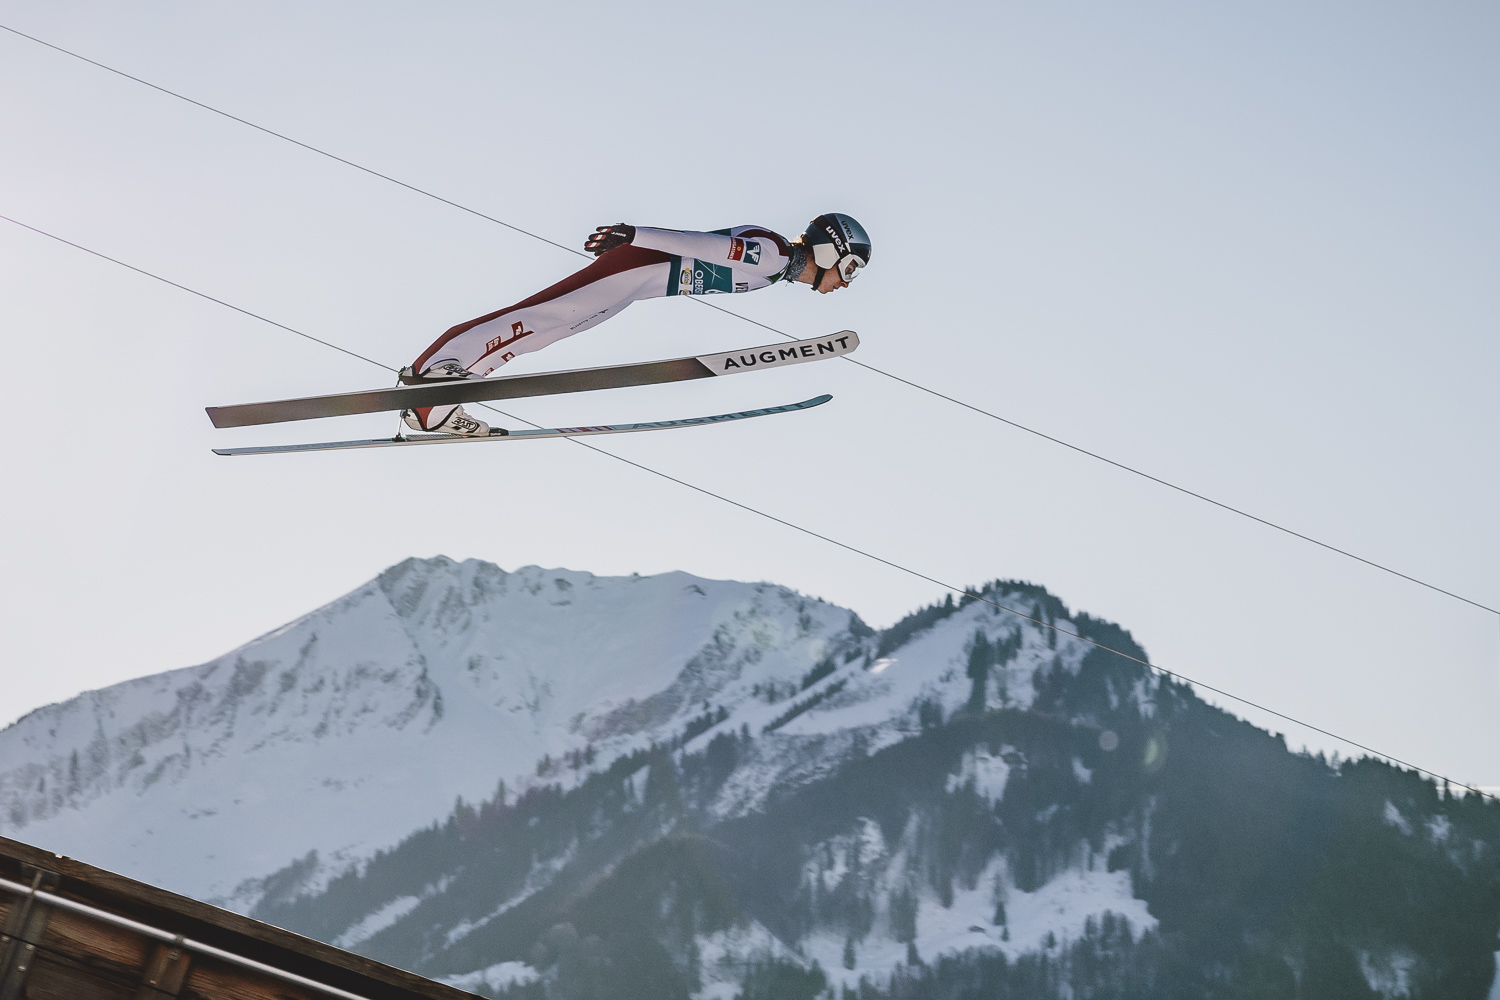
{"left": 804, "top": 213, "right": 871, "bottom": 286}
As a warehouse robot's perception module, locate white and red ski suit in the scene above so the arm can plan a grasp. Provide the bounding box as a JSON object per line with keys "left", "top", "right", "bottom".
{"left": 409, "top": 226, "right": 795, "bottom": 426}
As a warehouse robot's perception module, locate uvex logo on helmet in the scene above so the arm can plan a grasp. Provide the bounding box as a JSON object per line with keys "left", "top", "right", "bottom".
{"left": 822, "top": 222, "right": 849, "bottom": 256}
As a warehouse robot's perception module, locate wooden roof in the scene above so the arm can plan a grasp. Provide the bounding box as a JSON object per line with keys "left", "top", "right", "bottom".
{"left": 0, "top": 834, "right": 477, "bottom": 1000}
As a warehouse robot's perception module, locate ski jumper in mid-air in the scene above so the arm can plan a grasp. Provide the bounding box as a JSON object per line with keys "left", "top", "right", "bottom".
{"left": 401, "top": 213, "right": 872, "bottom": 436}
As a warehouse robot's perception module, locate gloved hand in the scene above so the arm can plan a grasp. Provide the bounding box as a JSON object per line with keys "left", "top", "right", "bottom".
{"left": 584, "top": 223, "right": 636, "bottom": 256}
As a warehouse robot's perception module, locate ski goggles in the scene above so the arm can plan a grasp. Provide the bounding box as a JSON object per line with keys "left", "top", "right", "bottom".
{"left": 813, "top": 244, "right": 867, "bottom": 283}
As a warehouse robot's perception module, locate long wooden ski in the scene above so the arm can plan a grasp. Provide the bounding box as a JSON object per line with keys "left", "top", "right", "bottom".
{"left": 206, "top": 331, "right": 857, "bottom": 429}
{"left": 212, "top": 394, "right": 833, "bottom": 456}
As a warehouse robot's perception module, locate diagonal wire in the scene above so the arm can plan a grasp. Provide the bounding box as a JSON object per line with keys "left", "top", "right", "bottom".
{"left": 0, "top": 23, "right": 578, "bottom": 258}
{"left": 5, "top": 20, "right": 1492, "bottom": 619}
{"left": 689, "top": 300, "right": 1500, "bottom": 618}
{"left": 551, "top": 430, "right": 1499, "bottom": 803}
{"left": 0, "top": 213, "right": 393, "bottom": 373}
{"left": 2, "top": 209, "right": 1492, "bottom": 803}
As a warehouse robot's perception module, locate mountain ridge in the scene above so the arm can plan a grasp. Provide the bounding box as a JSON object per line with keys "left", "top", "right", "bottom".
{"left": 0, "top": 556, "right": 860, "bottom": 904}
{"left": 1, "top": 556, "right": 1495, "bottom": 999}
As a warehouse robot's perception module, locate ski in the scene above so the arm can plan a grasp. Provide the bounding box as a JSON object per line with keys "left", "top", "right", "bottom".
{"left": 206, "top": 331, "right": 858, "bottom": 429}
{"left": 212, "top": 394, "right": 833, "bottom": 456}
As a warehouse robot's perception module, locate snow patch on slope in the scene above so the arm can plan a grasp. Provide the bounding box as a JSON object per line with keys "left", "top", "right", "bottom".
{"left": 334, "top": 895, "right": 422, "bottom": 950}
{"left": 439, "top": 960, "right": 540, "bottom": 995}
{"left": 1000, "top": 866, "right": 1152, "bottom": 955}
{"left": 946, "top": 749, "right": 1011, "bottom": 804}
{"left": 444, "top": 846, "right": 578, "bottom": 947}
{"left": 1383, "top": 800, "right": 1414, "bottom": 836}
{"left": 696, "top": 921, "right": 802, "bottom": 1000}
{"left": 801, "top": 857, "right": 1154, "bottom": 989}
{"left": 1359, "top": 949, "right": 1417, "bottom": 998}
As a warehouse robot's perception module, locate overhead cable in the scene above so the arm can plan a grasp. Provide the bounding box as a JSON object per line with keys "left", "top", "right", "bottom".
{"left": 2, "top": 210, "right": 1490, "bottom": 805}
{"left": 0, "top": 24, "right": 576, "bottom": 259}
{"left": 4, "top": 21, "right": 1491, "bottom": 619}
{"left": 0, "top": 215, "right": 392, "bottom": 373}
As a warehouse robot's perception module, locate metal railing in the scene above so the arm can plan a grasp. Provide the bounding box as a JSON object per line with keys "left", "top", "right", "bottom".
{"left": 0, "top": 874, "right": 378, "bottom": 1000}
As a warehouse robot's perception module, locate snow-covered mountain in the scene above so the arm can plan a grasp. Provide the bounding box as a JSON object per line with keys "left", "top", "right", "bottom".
{"left": 2, "top": 556, "right": 1495, "bottom": 999}
{"left": 0, "top": 557, "right": 860, "bottom": 905}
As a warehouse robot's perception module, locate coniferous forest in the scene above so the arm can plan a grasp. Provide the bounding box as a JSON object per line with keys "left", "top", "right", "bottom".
{"left": 252, "top": 580, "right": 1500, "bottom": 1000}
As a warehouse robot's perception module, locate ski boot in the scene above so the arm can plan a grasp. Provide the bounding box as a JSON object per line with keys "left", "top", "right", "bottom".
{"left": 398, "top": 359, "right": 505, "bottom": 437}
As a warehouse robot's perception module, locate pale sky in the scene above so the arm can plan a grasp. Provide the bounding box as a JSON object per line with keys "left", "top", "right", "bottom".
{"left": 1, "top": 2, "right": 1496, "bottom": 789}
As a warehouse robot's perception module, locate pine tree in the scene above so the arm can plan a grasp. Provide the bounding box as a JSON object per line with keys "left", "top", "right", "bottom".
{"left": 889, "top": 887, "right": 918, "bottom": 943}
{"left": 966, "top": 629, "right": 993, "bottom": 711}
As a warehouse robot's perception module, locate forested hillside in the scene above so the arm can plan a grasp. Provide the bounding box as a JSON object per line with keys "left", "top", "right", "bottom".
{"left": 252, "top": 578, "right": 1500, "bottom": 1000}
